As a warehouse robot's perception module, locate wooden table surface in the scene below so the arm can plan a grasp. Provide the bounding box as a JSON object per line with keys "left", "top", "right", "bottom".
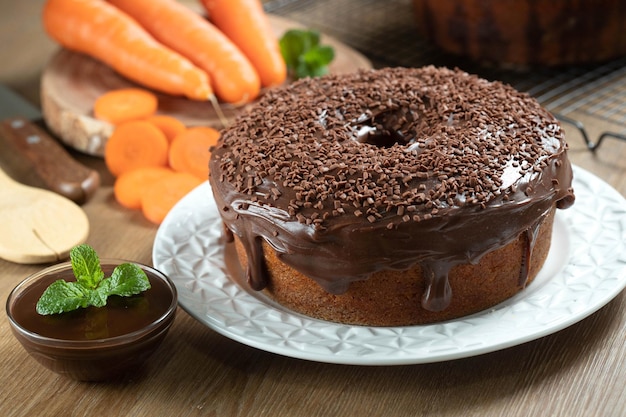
{"left": 1, "top": 1, "right": 625, "bottom": 416}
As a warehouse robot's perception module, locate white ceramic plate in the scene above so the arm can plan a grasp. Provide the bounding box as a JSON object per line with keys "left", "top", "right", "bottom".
{"left": 153, "top": 166, "right": 626, "bottom": 365}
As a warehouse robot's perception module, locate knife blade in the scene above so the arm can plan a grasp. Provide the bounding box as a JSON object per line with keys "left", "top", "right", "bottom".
{"left": 0, "top": 85, "right": 100, "bottom": 204}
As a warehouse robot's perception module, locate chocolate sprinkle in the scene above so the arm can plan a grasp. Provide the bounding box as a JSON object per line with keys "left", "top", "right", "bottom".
{"left": 211, "top": 67, "right": 566, "bottom": 225}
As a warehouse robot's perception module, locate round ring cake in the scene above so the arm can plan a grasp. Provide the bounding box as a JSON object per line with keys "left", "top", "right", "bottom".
{"left": 209, "top": 66, "right": 575, "bottom": 326}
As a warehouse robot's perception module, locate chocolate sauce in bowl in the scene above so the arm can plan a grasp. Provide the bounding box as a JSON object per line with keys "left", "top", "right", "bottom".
{"left": 10, "top": 266, "right": 172, "bottom": 340}
{"left": 7, "top": 262, "right": 177, "bottom": 381}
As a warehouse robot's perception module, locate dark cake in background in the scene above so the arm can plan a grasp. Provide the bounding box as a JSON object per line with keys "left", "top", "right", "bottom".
{"left": 413, "top": 0, "right": 626, "bottom": 67}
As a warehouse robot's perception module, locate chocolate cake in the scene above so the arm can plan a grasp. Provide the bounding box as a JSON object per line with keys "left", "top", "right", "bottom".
{"left": 412, "top": 0, "right": 626, "bottom": 67}
{"left": 209, "top": 66, "right": 575, "bottom": 326}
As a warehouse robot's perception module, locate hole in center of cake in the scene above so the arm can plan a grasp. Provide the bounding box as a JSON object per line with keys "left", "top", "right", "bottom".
{"left": 352, "top": 109, "right": 414, "bottom": 148}
{"left": 354, "top": 125, "right": 407, "bottom": 148}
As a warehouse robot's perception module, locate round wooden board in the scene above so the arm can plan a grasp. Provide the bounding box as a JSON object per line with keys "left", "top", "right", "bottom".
{"left": 40, "top": 14, "right": 372, "bottom": 157}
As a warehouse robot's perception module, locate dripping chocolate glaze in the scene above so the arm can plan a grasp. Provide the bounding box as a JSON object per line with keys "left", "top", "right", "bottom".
{"left": 209, "top": 66, "right": 575, "bottom": 312}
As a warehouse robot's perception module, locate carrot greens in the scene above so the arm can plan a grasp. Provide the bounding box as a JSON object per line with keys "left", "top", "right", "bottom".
{"left": 279, "top": 29, "right": 335, "bottom": 80}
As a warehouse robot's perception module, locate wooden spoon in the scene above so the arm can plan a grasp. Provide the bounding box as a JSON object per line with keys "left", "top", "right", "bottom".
{"left": 0, "top": 167, "right": 89, "bottom": 264}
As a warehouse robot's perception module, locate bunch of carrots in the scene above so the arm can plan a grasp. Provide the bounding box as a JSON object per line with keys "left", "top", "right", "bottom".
{"left": 42, "top": 0, "right": 289, "bottom": 224}
{"left": 42, "top": 0, "right": 287, "bottom": 105}
{"left": 99, "top": 87, "right": 219, "bottom": 225}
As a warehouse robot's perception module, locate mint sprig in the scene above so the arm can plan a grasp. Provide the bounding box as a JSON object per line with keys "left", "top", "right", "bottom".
{"left": 36, "top": 244, "right": 151, "bottom": 315}
{"left": 279, "top": 29, "right": 335, "bottom": 80}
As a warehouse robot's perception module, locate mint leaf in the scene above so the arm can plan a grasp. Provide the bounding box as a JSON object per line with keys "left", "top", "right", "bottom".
{"left": 300, "top": 45, "right": 334, "bottom": 78}
{"left": 70, "top": 244, "right": 104, "bottom": 290}
{"left": 89, "top": 285, "right": 110, "bottom": 308}
{"left": 280, "top": 29, "right": 335, "bottom": 80}
{"left": 37, "top": 244, "right": 152, "bottom": 315}
{"left": 279, "top": 30, "right": 307, "bottom": 70}
{"left": 36, "top": 280, "right": 92, "bottom": 315}
{"left": 107, "top": 263, "right": 151, "bottom": 297}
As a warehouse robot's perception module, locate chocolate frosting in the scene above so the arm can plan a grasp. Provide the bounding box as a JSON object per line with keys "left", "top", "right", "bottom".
{"left": 209, "top": 66, "right": 575, "bottom": 312}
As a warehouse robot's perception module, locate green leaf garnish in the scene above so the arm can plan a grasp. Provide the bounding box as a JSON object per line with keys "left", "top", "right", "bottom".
{"left": 279, "top": 29, "right": 335, "bottom": 80}
{"left": 107, "top": 263, "right": 152, "bottom": 297}
{"left": 36, "top": 244, "right": 151, "bottom": 315}
{"left": 36, "top": 280, "right": 92, "bottom": 313}
{"left": 70, "top": 244, "right": 104, "bottom": 290}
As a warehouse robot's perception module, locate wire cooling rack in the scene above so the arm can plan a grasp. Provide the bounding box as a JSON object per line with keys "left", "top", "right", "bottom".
{"left": 264, "top": 0, "right": 626, "bottom": 151}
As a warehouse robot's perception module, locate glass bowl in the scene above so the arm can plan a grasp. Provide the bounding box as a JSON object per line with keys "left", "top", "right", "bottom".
{"left": 6, "top": 259, "right": 177, "bottom": 381}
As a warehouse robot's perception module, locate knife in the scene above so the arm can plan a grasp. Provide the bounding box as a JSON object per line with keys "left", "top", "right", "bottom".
{"left": 0, "top": 84, "right": 100, "bottom": 204}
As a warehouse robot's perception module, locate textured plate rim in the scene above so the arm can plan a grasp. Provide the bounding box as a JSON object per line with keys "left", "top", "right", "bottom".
{"left": 153, "top": 166, "right": 626, "bottom": 365}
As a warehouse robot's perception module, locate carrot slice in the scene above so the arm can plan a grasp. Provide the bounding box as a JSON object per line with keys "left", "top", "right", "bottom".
{"left": 94, "top": 88, "right": 158, "bottom": 125}
{"left": 104, "top": 120, "right": 169, "bottom": 177}
{"left": 168, "top": 126, "right": 220, "bottom": 180}
{"left": 114, "top": 166, "right": 173, "bottom": 209}
{"left": 145, "top": 115, "right": 187, "bottom": 143}
{"left": 140, "top": 171, "right": 203, "bottom": 224}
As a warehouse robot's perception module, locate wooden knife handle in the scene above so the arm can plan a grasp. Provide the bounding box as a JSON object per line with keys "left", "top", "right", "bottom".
{"left": 0, "top": 117, "right": 100, "bottom": 204}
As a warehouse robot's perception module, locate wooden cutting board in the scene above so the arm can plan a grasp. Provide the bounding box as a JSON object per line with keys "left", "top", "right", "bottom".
{"left": 40, "top": 15, "right": 372, "bottom": 157}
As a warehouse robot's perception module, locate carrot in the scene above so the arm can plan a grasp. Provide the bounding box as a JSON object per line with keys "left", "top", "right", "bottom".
{"left": 169, "top": 126, "right": 220, "bottom": 180}
{"left": 94, "top": 88, "right": 158, "bottom": 125}
{"left": 141, "top": 171, "right": 203, "bottom": 224}
{"left": 104, "top": 120, "right": 169, "bottom": 177}
{"left": 107, "top": 0, "right": 261, "bottom": 104}
{"left": 43, "top": 0, "right": 212, "bottom": 101}
{"left": 145, "top": 115, "right": 187, "bottom": 143}
{"left": 114, "top": 166, "right": 173, "bottom": 209}
{"left": 200, "top": 0, "right": 287, "bottom": 88}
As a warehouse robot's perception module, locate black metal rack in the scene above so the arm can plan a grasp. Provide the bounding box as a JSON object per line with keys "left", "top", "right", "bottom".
{"left": 264, "top": 0, "right": 626, "bottom": 152}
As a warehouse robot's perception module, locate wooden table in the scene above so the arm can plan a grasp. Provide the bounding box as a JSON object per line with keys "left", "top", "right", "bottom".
{"left": 1, "top": 1, "right": 625, "bottom": 416}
